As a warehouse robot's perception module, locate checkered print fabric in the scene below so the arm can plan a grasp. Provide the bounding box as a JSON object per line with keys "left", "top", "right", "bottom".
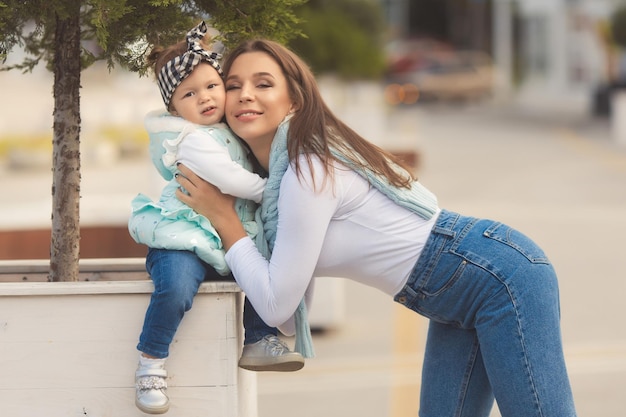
{"left": 157, "top": 21, "right": 223, "bottom": 108}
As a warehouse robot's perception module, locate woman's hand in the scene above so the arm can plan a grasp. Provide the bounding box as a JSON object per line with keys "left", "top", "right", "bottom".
{"left": 176, "top": 164, "right": 247, "bottom": 250}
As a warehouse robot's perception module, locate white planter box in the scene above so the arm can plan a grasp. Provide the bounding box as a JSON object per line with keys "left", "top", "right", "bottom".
{"left": 0, "top": 259, "right": 257, "bottom": 417}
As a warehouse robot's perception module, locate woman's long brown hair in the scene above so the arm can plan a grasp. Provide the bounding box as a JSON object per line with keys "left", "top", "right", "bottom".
{"left": 222, "top": 39, "right": 415, "bottom": 189}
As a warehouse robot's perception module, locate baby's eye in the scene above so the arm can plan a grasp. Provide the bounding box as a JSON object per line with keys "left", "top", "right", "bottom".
{"left": 183, "top": 91, "right": 195, "bottom": 98}
{"left": 207, "top": 83, "right": 219, "bottom": 89}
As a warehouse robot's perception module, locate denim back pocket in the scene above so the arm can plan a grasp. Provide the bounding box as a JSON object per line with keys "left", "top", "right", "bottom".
{"left": 483, "top": 222, "right": 550, "bottom": 264}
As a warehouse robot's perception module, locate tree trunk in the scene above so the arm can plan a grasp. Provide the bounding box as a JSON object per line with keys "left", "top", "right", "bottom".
{"left": 49, "top": 8, "right": 81, "bottom": 282}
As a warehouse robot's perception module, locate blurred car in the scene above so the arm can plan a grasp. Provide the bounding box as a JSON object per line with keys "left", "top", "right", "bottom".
{"left": 385, "top": 46, "right": 494, "bottom": 105}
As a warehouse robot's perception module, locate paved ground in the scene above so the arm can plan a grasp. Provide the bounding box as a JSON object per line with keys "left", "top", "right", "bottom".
{"left": 1, "top": 69, "right": 625, "bottom": 415}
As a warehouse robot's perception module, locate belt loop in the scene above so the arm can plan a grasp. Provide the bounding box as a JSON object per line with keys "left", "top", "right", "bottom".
{"left": 430, "top": 209, "right": 458, "bottom": 238}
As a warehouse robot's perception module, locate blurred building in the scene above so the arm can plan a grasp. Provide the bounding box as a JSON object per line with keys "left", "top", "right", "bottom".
{"left": 514, "top": 1, "right": 615, "bottom": 101}
{"left": 380, "top": 0, "right": 621, "bottom": 106}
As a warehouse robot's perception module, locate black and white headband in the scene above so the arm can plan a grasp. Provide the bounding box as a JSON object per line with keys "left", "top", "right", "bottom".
{"left": 157, "top": 21, "right": 223, "bottom": 108}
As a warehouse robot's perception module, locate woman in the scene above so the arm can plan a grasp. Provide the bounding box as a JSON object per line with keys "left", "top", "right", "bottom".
{"left": 175, "top": 39, "right": 577, "bottom": 417}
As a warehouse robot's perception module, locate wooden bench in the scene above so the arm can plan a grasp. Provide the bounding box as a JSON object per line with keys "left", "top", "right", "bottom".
{"left": 0, "top": 258, "right": 257, "bottom": 417}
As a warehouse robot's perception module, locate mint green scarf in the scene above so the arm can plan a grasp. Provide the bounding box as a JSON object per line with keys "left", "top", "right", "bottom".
{"left": 257, "top": 119, "right": 314, "bottom": 357}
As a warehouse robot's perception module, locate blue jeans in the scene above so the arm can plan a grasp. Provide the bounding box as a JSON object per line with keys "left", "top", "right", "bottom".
{"left": 394, "top": 210, "right": 577, "bottom": 417}
{"left": 137, "top": 248, "right": 277, "bottom": 358}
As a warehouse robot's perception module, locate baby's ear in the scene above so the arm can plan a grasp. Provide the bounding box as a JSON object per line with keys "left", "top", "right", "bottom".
{"left": 167, "top": 102, "right": 179, "bottom": 116}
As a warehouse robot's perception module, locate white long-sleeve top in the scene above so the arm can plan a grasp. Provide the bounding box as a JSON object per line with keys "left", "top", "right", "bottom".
{"left": 225, "top": 154, "right": 440, "bottom": 333}
{"left": 175, "top": 129, "right": 266, "bottom": 203}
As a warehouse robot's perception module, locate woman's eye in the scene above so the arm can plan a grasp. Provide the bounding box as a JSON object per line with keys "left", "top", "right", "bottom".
{"left": 225, "top": 84, "right": 240, "bottom": 91}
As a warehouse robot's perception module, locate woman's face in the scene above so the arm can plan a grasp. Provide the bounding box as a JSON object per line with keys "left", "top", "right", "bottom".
{"left": 224, "top": 51, "right": 294, "bottom": 150}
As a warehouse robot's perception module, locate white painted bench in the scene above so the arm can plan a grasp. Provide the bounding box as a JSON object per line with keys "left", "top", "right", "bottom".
{"left": 0, "top": 258, "right": 257, "bottom": 417}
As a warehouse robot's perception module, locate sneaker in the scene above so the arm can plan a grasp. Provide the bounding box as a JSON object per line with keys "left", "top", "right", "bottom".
{"left": 135, "top": 366, "right": 170, "bottom": 414}
{"left": 238, "top": 335, "right": 305, "bottom": 372}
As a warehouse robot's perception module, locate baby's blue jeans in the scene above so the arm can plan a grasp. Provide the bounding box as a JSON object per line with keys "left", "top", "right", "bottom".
{"left": 137, "top": 248, "right": 276, "bottom": 358}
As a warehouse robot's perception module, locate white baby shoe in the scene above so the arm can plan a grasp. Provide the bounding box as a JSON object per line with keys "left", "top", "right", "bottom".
{"left": 135, "top": 356, "right": 169, "bottom": 414}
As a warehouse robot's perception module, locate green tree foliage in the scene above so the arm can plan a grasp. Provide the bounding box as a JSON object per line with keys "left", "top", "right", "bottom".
{"left": 0, "top": 0, "right": 305, "bottom": 281}
{"left": 196, "top": 0, "right": 305, "bottom": 48}
{"left": 289, "top": 0, "right": 387, "bottom": 80}
{"left": 0, "top": 0, "right": 305, "bottom": 75}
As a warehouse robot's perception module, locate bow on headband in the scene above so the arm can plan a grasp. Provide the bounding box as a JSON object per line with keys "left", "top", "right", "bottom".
{"left": 157, "top": 21, "right": 223, "bottom": 108}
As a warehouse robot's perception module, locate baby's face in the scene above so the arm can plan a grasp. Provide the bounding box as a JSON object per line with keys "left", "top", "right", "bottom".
{"left": 170, "top": 62, "right": 225, "bottom": 125}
